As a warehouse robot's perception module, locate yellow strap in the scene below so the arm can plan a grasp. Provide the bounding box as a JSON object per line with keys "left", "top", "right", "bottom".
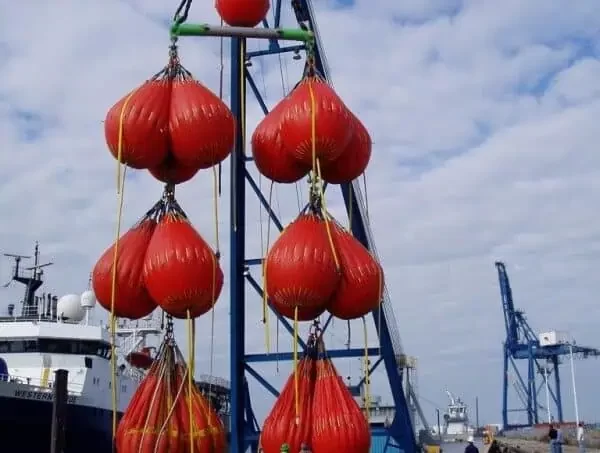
{"left": 377, "top": 259, "right": 383, "bottom": 355}
{"left": 362, "top": 172, "right": 370, "bottom": 222}
{"left": 138, "top": 356, "right": 168, "bottom": 453}
{"left": 207, "top": 152, "right": 220, "bottom": 419}
{"left": 362, "top": 316, "right": 371, "bottom": 423}
{"left": 293, "top": 306, "right": 299, "bottom": 424}
{"left": 261, "top": 182, "right": 275, "bottom": 354}
{"left": 308, "top": 78, "right": 317, "bottom": 176}
{"left": 154, "top": 360, "right": 187, "bottom": 453}
{"left": 187, "top": 311, "right": 194, "bottom": 453}
{"left": 315, "top": 159, "right": 340, "bottom": 271}
{"left": 212, "top": 165, "right": 221, "bottom": 253}
{"left": 348, "top": 185, "right": 353, "bottom": 231}
{"left": 262, "top": 260, "right": 271, "bottom": 353}
{"left": 110, "top": 89, "right": 137, "bottom": 445}
{"left": 307, "top": 81, "right": 340, "bottom": 272}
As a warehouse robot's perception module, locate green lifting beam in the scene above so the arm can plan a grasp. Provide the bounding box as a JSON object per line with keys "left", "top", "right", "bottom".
{"left": 170, "top": 23, "right": 314, "bottom": 43}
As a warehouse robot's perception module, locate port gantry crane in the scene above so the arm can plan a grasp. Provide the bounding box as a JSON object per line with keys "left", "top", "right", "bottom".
{"left": 495, "top": 261, "right": 600, "bottom": 430}
{"left": 169, "top": 0, "right": 419, "bottom": 452}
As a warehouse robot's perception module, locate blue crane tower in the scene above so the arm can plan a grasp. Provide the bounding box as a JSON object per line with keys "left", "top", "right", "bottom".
{"left": 169, "top": 1, "right": 417, "bottom": 453}
{"left": 495, "top": 261, "right": 600, "bottom": 430}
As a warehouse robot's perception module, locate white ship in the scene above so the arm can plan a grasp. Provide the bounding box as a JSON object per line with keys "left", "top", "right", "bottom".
{"left": 0, "top": 243, "right": 162, "bottom": 453}
{"left": 431, "top": 390, "right": 475, "bottom": 442}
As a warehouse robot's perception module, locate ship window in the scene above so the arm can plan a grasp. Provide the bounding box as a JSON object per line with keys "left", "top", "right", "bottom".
{"left": 84, "top": 357, "right": 93, "bottom": 369}
{"left": 0, "top": 339, "right": 111, "bottom": 359}
{"left": 0, "top": 340, "right": 37, "bottom": 353}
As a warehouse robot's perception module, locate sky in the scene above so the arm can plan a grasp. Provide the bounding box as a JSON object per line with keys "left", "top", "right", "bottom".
{"left": 1, "top": 0, "right": 600, "bottom": 431}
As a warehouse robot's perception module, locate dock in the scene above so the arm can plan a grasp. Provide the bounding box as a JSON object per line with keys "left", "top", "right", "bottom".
{"left": 497, "top": 437, "right": 600, "bottom": 453}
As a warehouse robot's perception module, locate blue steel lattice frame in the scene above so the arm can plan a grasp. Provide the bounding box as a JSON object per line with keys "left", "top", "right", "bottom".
{"left": 495, "top": 262, "right": 600, "bottom": 430}
{"left": 227, "top": 1, "right": 417, "bottom": 453}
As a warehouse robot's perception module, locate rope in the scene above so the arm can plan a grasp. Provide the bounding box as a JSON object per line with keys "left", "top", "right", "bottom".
{"left": 348, "top": 184, "right": 353, "bottom": 231}
{"left": 218, "top": 17, "right": 224, "bottom": 100}
{"left": 307, "top": 81, "right": 340, "bottom": 271}
{"left": 377, "top": 260, "right": 383, "bottom": 355}
{"left": 208, "top": 287, "right": 216, "bottom": 404}
{"left": 110, "top": 89, "right": 137, "bottom": 449}
{"left": 154, "top": 359, "right": 188, "bottom": 453}
{"left": 212, "top": 165, "right": 221, "bottom": 255}
{"left": 217, "top": 16, "right": 224, "bottom": 195}
{"left": 362, "top": 172, "right": 370, "bottom": 223}
{"left": 137, "top": 353, "right": 168, "bottom": 452}
{"left": 362, "top": 316, "right": 371, "bottom": 423}
{"left": 359, "top": 169, "right": 380, "bottom": 346}
{"left": 308, "top": 79, "right": 317, "bottom": 178}
{"left": 293, "top": 306, "right": 299, "bottom": 424}
{"left": 276, "top": 310, "right": 280, "bottom": 373}
{"left": 187, "top": 311, "right": 194, "bottom": 453}
{"left": 261, "top": 182, "right": 274, "bottom": 353}
{"left": 315, "top": 160, "right": 340, "bottom": 270}
{"left": 206, "top": 165, "right": 219, "bottom": 430}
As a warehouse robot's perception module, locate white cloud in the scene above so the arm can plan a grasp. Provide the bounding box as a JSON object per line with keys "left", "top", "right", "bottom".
{"left": 0, "top": 0, "right": 599, "bottom": 429}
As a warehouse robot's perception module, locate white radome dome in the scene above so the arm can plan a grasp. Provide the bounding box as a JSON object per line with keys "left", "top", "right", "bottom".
{"left": 80, "top": 290, "right": 97, "bottom": 308}
{"left": 57, "top": 294, "right": 85, "bottom": 322}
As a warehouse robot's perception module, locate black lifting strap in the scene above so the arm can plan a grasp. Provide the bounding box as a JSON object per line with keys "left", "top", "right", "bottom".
{"left": 173, "top": 0, "right": 193, "bottom": 25}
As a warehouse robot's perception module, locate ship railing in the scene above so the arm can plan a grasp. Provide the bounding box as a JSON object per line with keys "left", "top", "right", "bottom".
{"left": 196, "top": 374, "right": 231, "bottom": 390}
{"left": 0, "top": 316, "right": 85, "bottom": 325}
{"left": 116, "top": 317, "right": 161, "bottom": 331}
{"left": 0, "top": 304, "right": 96, "bottom": 325}
{"left": 0, "top": 373, "right": 84, "bottom": 395}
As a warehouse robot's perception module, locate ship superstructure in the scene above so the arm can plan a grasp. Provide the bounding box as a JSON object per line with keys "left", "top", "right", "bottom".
{"left": 430, "top": 390, "right": 475, "bottom": 442}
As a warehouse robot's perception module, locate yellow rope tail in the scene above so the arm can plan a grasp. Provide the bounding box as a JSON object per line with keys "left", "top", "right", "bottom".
{"left": 348, "top": 184, "right": 353, "bottom": 231}
{"left": 308, "top": 78, "right": 317, "bottom": 176}
{"left": 208, "top": 165, "right": 218, "bottom": 426}
{"left": 316, "top": 159, "right": 340, "bottom": 271}
{"left": 212, "top": 165, "right": 221, "bottom": 254}
{"left": 261, "top": 182, "right": 274, "bottom": 353}
{"left": 306, "top": 81, "right": 340, "bottom": 272}
{"left": 154, "top": 358, "right": 187, "bottom": 453}
{"left": 139, "top": 353, "right": 168, "bottom": 453}
{"left": 208, "top": 293, "right": 216, "bottom": 419}
{"left": 377, "top": 258, "right": 383, "bottom": 355}
{"left": 110, "top": 89, "right": 136, "bottom": 447}
{"left": 293, "top": 306, "right": 299, "bottom": 424}
{"left": 362, "top": 316, "right": 371, "bottom": 423}
{"left": 187, "top": 311, "right": 195, "bottom": 453}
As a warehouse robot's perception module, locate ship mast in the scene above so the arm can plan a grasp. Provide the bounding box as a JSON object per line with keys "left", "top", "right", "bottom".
{"left": 3, "top": 242, "right": 53, "bottom": 317}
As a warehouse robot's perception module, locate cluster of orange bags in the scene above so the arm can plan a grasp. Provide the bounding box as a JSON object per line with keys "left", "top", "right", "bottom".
{"left": 260, "top": 336, "right": 370, "bottom": 453}
{"left": 117, "top": 336, "right": 226, "bottom": 453}
{"left": 92, "top": 188, "right": 223, "bottom": 321}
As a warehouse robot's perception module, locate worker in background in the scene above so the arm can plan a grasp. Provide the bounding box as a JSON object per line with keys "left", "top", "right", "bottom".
{"left": 465, "top": 436, "right": 478, "bottom": 453}
{"left": 548, "top": 424, "right": 558, "bottom": 453}
{"left": 556, "top": 426, "right": 564, "bottom": 453}
{"left": 577, "top": 422, "right": 585, "bottom": 453}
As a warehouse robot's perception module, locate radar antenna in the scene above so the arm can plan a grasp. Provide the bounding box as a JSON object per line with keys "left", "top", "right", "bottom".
{"left": 2, "top": 242, "right": 54, "bottom": 317}
{"left": 1, "top": 252, "right": 31, "bottom": 287}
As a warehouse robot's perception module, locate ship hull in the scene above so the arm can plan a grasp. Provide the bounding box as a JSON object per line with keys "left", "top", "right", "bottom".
{"left": 0, "top": 395, "right": 122, "bottom": 453}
